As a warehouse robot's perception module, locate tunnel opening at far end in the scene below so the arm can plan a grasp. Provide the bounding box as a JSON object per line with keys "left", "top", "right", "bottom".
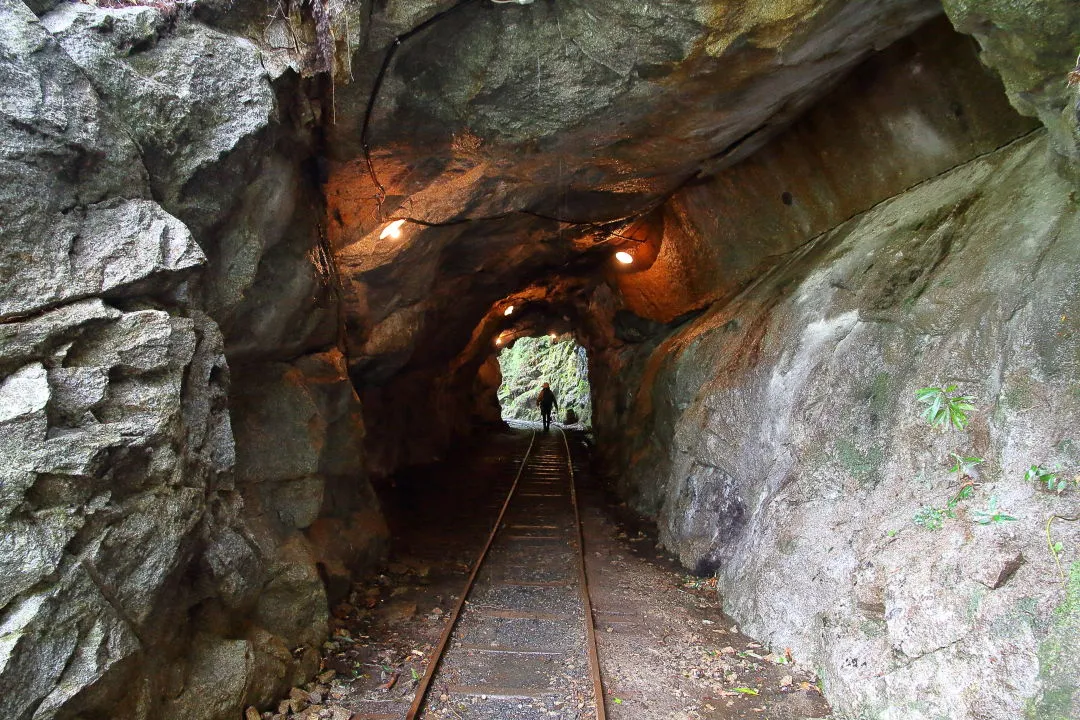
{"left": 496, "top": 335, "right": 592, "bottom": 427}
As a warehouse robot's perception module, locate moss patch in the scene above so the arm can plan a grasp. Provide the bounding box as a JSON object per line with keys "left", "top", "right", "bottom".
{"left": 833, "top": 438, "right": 884, "bottom": 489}
{"left": 1026, "top": 562, "right": 1080, "bottom": 719}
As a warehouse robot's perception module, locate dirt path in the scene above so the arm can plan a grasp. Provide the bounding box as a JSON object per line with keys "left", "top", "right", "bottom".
{"left": 571, "top": 433, "right": 830, "bottom": 720}
{"left": 249, "top": 427, "right": 830, "bottom": 720}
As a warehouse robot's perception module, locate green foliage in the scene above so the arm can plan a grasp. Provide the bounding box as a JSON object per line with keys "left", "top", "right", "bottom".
{"left": 946, "top": 484, "right": 976, "bottom": 518}
{"left": 971, "top": 495, "right": 1018, "bottom": 525}
{"left": 1046, "top": 515, "right": 1073, "bottom": 585}
{"left": 913, "top": 454, "right": 981, "bottom": 529}
{"left": 949, "top": 453, "right": 983, "bottom": 479}
{"left": 915, "top": 385, "right": 976, "bottom": 431}
{"left": 913, "top": 505, "right": 945, "bottom": 531}
{"left": 1026, "top": 464, "right": 1078, "bottom": 494}
{"left": 1027, "top": 562, "right": 1080, "bottom": 720}
{"left": 497, "top": 336, "right": 592, "bottom": 425}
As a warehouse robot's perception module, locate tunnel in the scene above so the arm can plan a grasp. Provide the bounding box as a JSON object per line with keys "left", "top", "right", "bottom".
{"left": 2, "top": 0, "right": 1080, "bottom": 719}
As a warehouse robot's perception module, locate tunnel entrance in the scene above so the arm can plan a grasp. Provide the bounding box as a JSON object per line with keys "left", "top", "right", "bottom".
{"left": 496, "top": 335, "right": 591, "bottom": 426}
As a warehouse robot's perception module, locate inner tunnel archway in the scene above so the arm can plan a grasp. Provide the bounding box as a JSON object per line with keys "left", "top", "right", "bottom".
{"left": 497, "top": 335, "right": 592, "bottom": 426}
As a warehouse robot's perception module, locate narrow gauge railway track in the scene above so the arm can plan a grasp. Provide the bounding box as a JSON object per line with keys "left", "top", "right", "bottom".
{"left": 400, "top": 429, "right": 606, "bottom": 720}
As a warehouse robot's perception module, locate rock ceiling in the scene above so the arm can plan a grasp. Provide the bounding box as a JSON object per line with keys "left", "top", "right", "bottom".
{"left": 317, "top": 0, "right": 944, "bottom": 384}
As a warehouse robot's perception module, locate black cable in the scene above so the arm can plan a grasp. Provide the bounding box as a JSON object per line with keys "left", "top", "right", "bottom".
{"left": 359, "top": 0, "right": 483, "bottom": 204}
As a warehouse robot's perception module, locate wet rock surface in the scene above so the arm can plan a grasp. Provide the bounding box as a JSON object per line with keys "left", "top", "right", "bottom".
{"left": 942, "top": 0, "right": 1080, "bottom": 163}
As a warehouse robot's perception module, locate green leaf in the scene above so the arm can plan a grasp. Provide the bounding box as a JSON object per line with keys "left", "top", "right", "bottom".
{"left": 613, "top": 698, "right": 623, "bottom": 705}
{"left": 930, "top": 394, "right": 944, "bottom": 419}
{"left": 915, "top": 385, "right": 975, "bottom": 432}
{"left": 733, "top": 687, "right": 759, "bottom": 695}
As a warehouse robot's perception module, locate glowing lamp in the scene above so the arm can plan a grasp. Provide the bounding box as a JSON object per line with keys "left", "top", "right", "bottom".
{"left": 615, "top": 251, "right": 634, "bottom": 265}
{"left": 504, "top": 305, "right": 515, "bottom": 316}
{"left": 379, "top": 219, "right": 406, "bottom": 240}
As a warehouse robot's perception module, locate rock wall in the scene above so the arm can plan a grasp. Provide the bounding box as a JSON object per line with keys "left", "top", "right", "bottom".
{"left": 607, "top": 132, "right": 1079, "bottom": 719}
{"left": 586, "top": 19, "right": 1080, "bottom": 720}
{"left": 943, "top": 0, "right": 1080, "bottom": 166}
{"left": 4, "top": 0, "right": 1079, "bottom": 717}
{"left": 0, "top": 1, "right": 385, "bottom": 718}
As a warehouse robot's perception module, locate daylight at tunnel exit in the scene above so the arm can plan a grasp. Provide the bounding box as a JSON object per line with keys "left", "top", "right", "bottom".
{"left": 2, "top": 1, "right": 1080, "bottom": 720}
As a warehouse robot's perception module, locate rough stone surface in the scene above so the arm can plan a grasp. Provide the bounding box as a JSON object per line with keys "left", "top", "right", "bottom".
{"left": 0, "top": 2, "right": 370, "bottom": 717}
{"left": 943, "top": 0, "right": 1080, "bottom": 163}
{"left": 41, "top": 1, "right": 338, "bottom": 358}
{"left": 325, "top": 0, "right": 947, "bottom": 445}
{"left": 5, "top": 0, "right": 1079, "bottom": 718}
{"left": 162, "top": 635, "right": 251, "bottom": 720}
{"left": 41, "top": 2, "right": 275, "bottom": 232}
{"left": 598, "top": 134, "right": 1080, "bottom": 719}
{"left": 251, "top": 533, "right": 327, "bottom": 651}
{"left": 0, "top": 199, "right": 204, "bottom": 320}
{"left": 340, "top": 15, "right": 1036, "bottom": 481}
{"left": 613, "top": 19, "right": 1039, "bottom": 324}
{"left": 231, "top": 349, "right": 388, "bottom": 627}
{"left": 0, "top": 296, "right": 234, "bottom": 718}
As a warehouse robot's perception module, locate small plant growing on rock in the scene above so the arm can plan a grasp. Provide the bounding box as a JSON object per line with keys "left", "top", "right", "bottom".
{"left": 946, "top": 484, "right": 975, "bottom": 518}
{"left": 915, "top": 385, "right": 975, "bottom": 431}
{"left": 949, "top": 453, "right": 983, "bottom": 482}
{"left": 1025, "top": 464, "right": 1078, "bottom": 494}
{"left": 971, "top": 495, "right": 1018, "bottom": 525}
{"left": 913, "top": 505, "right": 946, "bottom": 531}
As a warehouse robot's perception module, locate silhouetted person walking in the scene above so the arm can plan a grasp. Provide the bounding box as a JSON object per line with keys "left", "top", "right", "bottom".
{"left": 537, "top": 382, "right": 558, "bottom": 431}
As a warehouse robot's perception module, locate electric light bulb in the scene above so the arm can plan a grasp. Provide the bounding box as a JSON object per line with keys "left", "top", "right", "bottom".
{"left": 379, "top": 219, "right": 406, "bottom": 240}
{"left": 504, "top": 305, "right": 514, "bottom": 316}
{"left": 615, "top": 251, "right": 634, "bottom": 265}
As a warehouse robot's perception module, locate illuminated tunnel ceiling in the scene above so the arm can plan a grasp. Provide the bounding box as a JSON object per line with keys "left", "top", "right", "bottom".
{"left": 317, "top": 0, "right": 943, "bottom": 383}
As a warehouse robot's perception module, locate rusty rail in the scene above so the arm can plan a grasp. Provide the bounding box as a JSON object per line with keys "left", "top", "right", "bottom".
{"left": 559, "top": 426, "right": 607, "bottom": 720}
{"left": 405, "top": 427, "right": 606, "bottom": 719}
{"left": 404, "top": 431, "right": 536, "bottom": 720}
